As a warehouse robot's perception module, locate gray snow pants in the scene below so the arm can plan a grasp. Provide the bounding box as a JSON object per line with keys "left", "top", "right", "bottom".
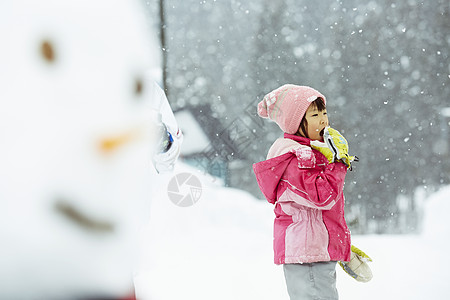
{"left": 283, "top": 261, "right": 338, "bottom": 300}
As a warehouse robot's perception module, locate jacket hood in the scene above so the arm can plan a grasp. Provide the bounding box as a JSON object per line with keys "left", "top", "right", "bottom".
{"left": 253, "top": 152, "right": 294, "bottom": 204}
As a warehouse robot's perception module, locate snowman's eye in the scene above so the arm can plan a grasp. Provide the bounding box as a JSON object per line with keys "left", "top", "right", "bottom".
{"left": 134, "top": 77, "right": 144, "bottom": 97}
{"left": 40, "top": 40, "right": 56, "bottom": 63}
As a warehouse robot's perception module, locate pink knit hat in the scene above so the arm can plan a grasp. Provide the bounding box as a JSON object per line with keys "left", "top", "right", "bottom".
{"left": 257, "top": 84, "right": 326, "bottom": 134}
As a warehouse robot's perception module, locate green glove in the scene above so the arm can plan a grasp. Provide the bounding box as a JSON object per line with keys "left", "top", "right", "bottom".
{"left": 323, "top": 127, "right": 358, "bottom": 168}
{"left": 339, "top": 245, "right": 373, "bottom": 283}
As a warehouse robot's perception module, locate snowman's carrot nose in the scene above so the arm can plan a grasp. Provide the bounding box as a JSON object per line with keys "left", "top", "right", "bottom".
{"left": 99, "top": 129, "right": 139, "bottom": 153}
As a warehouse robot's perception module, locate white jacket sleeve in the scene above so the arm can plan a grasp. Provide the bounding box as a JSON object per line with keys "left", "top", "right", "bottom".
{"left": 146, "top": 77, "right": 183, "bottom": 173}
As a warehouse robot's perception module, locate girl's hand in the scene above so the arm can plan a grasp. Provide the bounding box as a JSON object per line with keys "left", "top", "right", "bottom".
{"left": 338, "top": 245, "right": 373, "bottom": 282}
{"left": 323, "top": 127, "right": 358, "bottom": 169}
{"left": 310, "top": 140, "right": 334, "bottom": 163}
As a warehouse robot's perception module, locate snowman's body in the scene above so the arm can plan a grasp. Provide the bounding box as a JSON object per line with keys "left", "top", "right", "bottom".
{"left": 0, "top": 0, "right": 171, "bottom": 298}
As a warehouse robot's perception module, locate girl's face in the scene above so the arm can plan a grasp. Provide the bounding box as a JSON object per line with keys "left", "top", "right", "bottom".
{"left": 298, "top": 104, "right": 329, "bottom": 141}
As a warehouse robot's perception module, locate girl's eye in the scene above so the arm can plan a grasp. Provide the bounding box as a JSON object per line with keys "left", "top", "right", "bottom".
{"left": 312, "top": 114, "right": 318, "bottom": 117}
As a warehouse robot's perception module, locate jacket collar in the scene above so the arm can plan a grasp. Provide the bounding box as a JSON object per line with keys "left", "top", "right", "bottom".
{"left": 283, "top": 133, "right": 311, "bottom": 147}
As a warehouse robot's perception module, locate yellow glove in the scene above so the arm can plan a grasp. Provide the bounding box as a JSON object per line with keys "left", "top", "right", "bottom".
{"left": 310, "top": 140, "right": 334, "bottom": 163}
{"left": 339, "top": 245, "right": 373, "bottom": 283}
{"left": 323, "top": 127, "right": 358, "bottom": 168}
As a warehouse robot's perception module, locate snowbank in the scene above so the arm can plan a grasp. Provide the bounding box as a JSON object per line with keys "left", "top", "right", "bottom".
{"left": 334, "top": 186, "right": 450, "bottom": 300}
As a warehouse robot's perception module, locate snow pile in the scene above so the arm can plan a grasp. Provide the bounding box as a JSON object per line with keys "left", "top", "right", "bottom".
{"left": 338, "top": 185, "right": 450, "bottom": 300}
{"left": 421, "top": 185, "right": 450, "bottom": 240}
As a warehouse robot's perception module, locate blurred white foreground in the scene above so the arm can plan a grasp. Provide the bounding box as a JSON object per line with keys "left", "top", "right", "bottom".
{"left": 0, "top": 0, "right": 160, "bottom": 298}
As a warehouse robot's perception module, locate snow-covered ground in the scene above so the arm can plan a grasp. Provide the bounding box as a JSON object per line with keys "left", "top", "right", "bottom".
{"left": 136, "top": 162, "right": 450, "bottom": 299}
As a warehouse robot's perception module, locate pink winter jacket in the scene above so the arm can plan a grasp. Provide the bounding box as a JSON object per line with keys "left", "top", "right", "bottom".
{"left": 253, "top": 134, "right": 351, "bottom": 264}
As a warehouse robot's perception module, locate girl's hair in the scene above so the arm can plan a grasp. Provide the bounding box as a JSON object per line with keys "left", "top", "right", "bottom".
{"left": 297, "top": 97, "right": 326, "bottom": 138}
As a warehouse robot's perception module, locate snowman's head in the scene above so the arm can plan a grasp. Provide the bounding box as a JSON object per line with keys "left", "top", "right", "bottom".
{"left": 0, "top": 0, "right": 161, "bottom": 298}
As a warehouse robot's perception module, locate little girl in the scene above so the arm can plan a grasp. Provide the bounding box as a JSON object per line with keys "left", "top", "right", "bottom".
{"left": 253, "top": 84, "right": 353, "bottom": 300}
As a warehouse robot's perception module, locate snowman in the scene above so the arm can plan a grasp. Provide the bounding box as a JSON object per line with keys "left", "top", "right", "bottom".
{"left": 0, "top": 0, "right": 181, "bottom": 298}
